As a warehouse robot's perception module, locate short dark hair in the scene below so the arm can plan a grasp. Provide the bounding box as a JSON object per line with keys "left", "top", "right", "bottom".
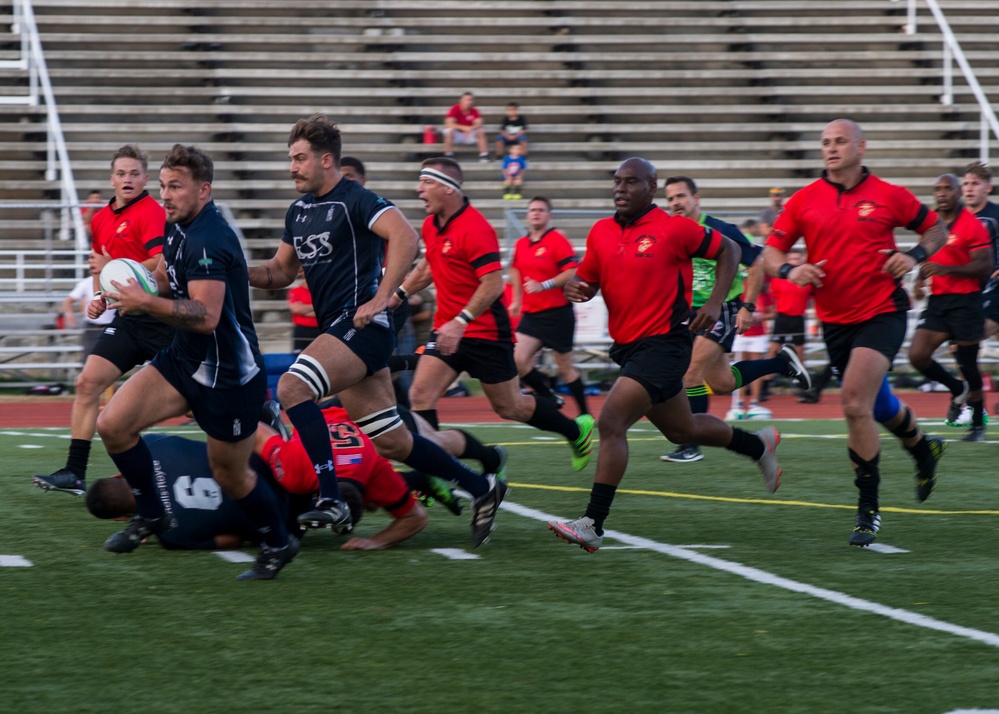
{"left": 85, "top": 477, "right": 134, "bottom": 520}
{"left": 507, "top": 102, "right": 519, "bottom": 109}
{"left": 288, "top": 114, "right": 342, "bottom": 165}
{"left": 111, "top": 144, "right": 148, "bottom": 172}
{"left": 161, "top": 144, "right": 214, "bottom": 184}
{"left": 665, "top": 175, "right": 697, "bottom": 195}
{"left": 339, "top": 480, "right": 366, "bottom": 528}
{"left": 527, "top": 196, "right": 552, "bottom": 210}
{"left": 421, "top": 156, "right": 464, "bottom": 185}
{"left": 963, "top": 161, "right": 993, "bottom": 184}
{"left": 340, "top": 155, "right": 366, "bottom": 177}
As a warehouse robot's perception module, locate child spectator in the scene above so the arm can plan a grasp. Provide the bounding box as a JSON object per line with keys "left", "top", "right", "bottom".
{"left": 502, "top": 144, "right": 528, "bottom": 200}
{"left": 495, "top": 102, "right": 528, "bottom": 160}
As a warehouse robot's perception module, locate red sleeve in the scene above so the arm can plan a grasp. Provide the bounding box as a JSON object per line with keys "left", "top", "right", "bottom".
{"left": 445, "top": 105, "right": 460, "bottom": 120}
{"left": 464, "top": 222, "right": 502, "bottom": 278}
{"left": 575, "top": 226, "right": 602, "bottom": 286}
{"left": 891, "top": 184, "right": 939, "bottom": 234}
{"left": 551, "top": 232, "right": 579, "bottom": 269}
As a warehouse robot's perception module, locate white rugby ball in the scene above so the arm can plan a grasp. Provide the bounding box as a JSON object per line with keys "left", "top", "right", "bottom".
{"left": 99, "top": 258, "right": 158, "bottom": 310}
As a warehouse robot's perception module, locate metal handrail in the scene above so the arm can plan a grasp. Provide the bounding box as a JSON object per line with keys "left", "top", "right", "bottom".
{"left": 903, "top": 0, "right": 999, "bottom": 164}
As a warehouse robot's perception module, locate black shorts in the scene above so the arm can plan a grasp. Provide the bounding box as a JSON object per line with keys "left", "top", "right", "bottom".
{"left": 424, "top": 333, "right": 517, "bottom": 384}
{"left": 917, "top": 293, "right": 984, "bottom": 342}
{"left": 693, "top": 299, "right": 741, "bottom": 353}
{"left": 771, "top": 313, "right": 806, "bottom": 346}
{"left": 152, "top": 355, "right": 267, "bottom": 443}
{"left": 822, "top": 310, "right": 907, "bottom": 375}
{"left": 610, "top": 331, "right": 692, "bottom": 405}
{"left": 516, "top": 304, "right": 576, "bottom": 354}
{"left": 982, "top": 288, "right": 999, "bottom": 324}
{"left": 327, "top": 309, "right": 396, "bottom": 376}
{"left": 90, "top": 313, "right": 174, "bottom": 373}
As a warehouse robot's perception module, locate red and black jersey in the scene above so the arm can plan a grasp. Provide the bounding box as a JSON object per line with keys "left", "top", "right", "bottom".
{"left": 927, "top": 207, "right": 991, "bottom": 295}
{"left": 91, "top": 191, "right": 166, "bottom": 263}
{"left": 767, "top": 170, "right": 938, "bottom": 324}
{"left": 576, "top": 204, "right": 724, "bottom": 344}
{"left": 422, "top": 200, "right": 511, "bottom": 341}
{"left": 770, "top": 278, "right": 812, "bottom": 317}
{"left": 511, "top": 228, "right": 578, "bottom": 314}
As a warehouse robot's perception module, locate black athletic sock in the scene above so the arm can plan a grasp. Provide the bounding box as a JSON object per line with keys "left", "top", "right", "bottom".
{"left": 850, "top": 448, "right": 881, "bottom": 511}
{"left": 403, "top": 433, "right": 487, "bottom": 498}
{"left": 970, "top": 398, "right": 985, "bottom": 427}
{"left": 565, "top": 377, "right": 589, "bottom": 414}
{"left": 457, "top": 429, "right": 501, "bottom": 472}
{"left": 234, "top": 477, "right": 289, "bottom": 549}
{"left": 522, "top": 368, "right": 555, "bottom": 398}
{"left": 731, "top": 356, "right": 786, "bottom": 388}
{"left": 526, "top": 394, "right": 579, "bottom": 441}
{"left": 920, "top": 360, "right": 964, "bottom": 395}
{"left": 584, "top": 482, "right": 617, "bottom": 534}
{"left": 415, "top": 409, "right": 439, "bottom": 431}
{"left": 401, "top": 470, "right": 431, "bottom": 494}
{"left": 108, "top": 439, "right": 162, "bottom": 519}
{"left": 387, "top": 354, "right": 420, "bottom": 373}
{"left": 285, "top": 401, "right": 341, "bottom": 502}
{"left": 725, "top": 427, "right": 765, "bottom": 461}
{"left": 65, "top": 439, "right": 92, "bottom": 478}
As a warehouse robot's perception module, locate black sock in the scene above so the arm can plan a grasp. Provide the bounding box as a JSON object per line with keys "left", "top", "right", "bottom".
{"left": 920, "top": 360, "right": 964, "bottom": 395}
{"left": 234, "top": 477, "right": 289, "bottom": 548}
{"left": 415, "top": 409, "right": 439, "bottom": 431}
{"left": 108, "top": 439, "right": 162, "bottom": 518}
{"left": 970, "top": 398, "right": 985, "bottom": 426}
{"left": 404, "top": 433, "right": 487, "bottom": 498}
{"left": 66, "top": 439, "right": 92, "bottom": 478}
{"left": 526, "top": 395, "right": 579, "bottom": 441}
{"left": 457, "top": 429, "right": 501, "bottom": 472}
{"left": 565, "top": 377, "right": 589, "bottom": 414}
{"left": 285, "top": 401, "right": 341, "bottom": 502}
{"left": 387, "top": 354, "right": 420, "bottom": 373}
{"left": 584, "top": 482, "right": 617, "bottom": 534}
{"left": 522, "top": 369, "right": 555, "bottom": 399}
{"left": 850, "top": 448, "right": 881, "bottom": 511}
{"left": 401, "top": 470, "right": 431, "bottom": 494}
{"left": 725, "top": 427, "right": 765, "bottom": 461}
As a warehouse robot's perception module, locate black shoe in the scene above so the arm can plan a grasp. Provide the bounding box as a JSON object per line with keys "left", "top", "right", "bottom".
{"left": 945, "top": 382, "right": 970, "bottom": 425}
{"left": 260, "top": 399, "right": 292, "bottom": 441}
{"left": 962, "top": 425, "right": 986, "bottom": 442}
{"left": 659, "top": 444, "right": 704, "bottom": 463}
{"left": 297, "top": 499, "right": 353, "bottom": 534}
{"left": 104, "top": 514, "right": 173, "bottom": 553}
{"left": 777, "top": 345, "right": 812, "bottom": 391}
{"left": 32, "top": 468, "right": 86, "bottom": 496}
{"left": 470, "top": 474, "right": 507, "bottom": 547}
{"left": 914, "top": 434, "right": 947, "bottom": 503}
{"left": 849, "top": 506, "right": 881, "bottom": 547}
{"left": 237, "top": 535, "right": 300, "bottom": 581}
{"left": 797, "top": 390, "right": 820, "bottom": 404}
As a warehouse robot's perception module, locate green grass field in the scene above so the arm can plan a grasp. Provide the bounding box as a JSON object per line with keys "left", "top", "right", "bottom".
{"left": 2, "top": 418, "right": 998, "bottom": 713}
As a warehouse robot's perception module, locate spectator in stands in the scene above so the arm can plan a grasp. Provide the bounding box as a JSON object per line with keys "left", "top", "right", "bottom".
{"left": 758, "top": 187, "right": 785, "bottom": 236}
{"left": 659, "top": 175, "right": 810, "bottom": 464}
{"left": 340, "top": 155, "right": 366, "bottom": 186}
{"left": 762, "top": 118, "right": 949, "bottom": 547}
{"left": 33, "top": 145, "right": 172, "bottom": 498}
{"left": 442, "top": 91, "right": 489, "bottom": 163}
{"left": 393, "top": 157, "right": 595, "bottom": 486}
{"left": 287, "top": 269, "right": 319, "bottom": 354}
{"left": 62, "top": 275, "right": 116, "bottom": 359}
{"left": 908, "top": 173, "right": 992, "bottom": 441}
{"left": 508, "top": 196, "right": 589, "bottom": 415}
{"left": 501, "top": 143, "right": 528, "bottom": 200}
{"left": 547, "top": 157, "right": 782, "bottom": 554}
{"left": 495, "top": 101, "right": 528, "bottom": 159}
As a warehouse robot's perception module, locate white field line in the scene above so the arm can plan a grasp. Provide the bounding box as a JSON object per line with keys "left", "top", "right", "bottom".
{"left": 504, "top": 500, "right": 999, "bottom": 650}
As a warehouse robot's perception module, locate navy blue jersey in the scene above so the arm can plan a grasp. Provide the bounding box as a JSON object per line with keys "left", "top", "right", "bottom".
{"left": 281, "top": 178, "right": 396, "bottom": 327}
{"left": 703, "top": 214, "right": 761, "bottom": 268}
{"left": 145, "top": 434, "right": 261, "bottom": 550}
{"left": 974, "top": 201, "right": 999, "bottom": 294}
{"left": 161, "top": 201, "right": 262, "bottom": 388}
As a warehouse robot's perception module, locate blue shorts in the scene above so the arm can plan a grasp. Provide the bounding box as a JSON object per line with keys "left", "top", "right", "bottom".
{"left": 327, "top": 309, "right": 396, "bottom": 376}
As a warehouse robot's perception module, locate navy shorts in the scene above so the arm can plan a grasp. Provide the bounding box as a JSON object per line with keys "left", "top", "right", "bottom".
{"left": 610, "top": 331, "right": 693, "bottom": 405}
{"left": 90, "top": 313, "right": 174, "bottom": 373}
{"left": 822, "top": 310, "right": 907, "bottom": 375}
{"left": 151, "top": 353, "right": 267, "bottom": 443}
{"left": 771, "top": 313, "right": 806, "bottom": 346}
{"left": 516, "top": 304, "right": 576, "bottom": 354}
{"left": 693, "top": 299, "right": 741, "bottom": 353}
{"left": 917, "top": 293, "right": 984, "bottom": 342}
{"left": 424, "top": 333, "right": 517, "bottom": 384}
{"left": 982, "top": 288, "right": 999, "bottom": 324}
{"left": 327, "top": 309, "right": 396, "bottom": 376}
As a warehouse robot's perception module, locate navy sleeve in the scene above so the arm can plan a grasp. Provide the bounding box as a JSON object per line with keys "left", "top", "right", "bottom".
{"left": 706, "top": 215, "right": 761, "bottom": 267}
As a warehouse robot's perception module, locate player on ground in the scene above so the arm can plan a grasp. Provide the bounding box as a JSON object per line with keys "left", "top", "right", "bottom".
{"left": 548, "top": 158, "right": 782, "bottom": 553}
{"left": 763, "top": 119, "right": 949, "bottom": 547}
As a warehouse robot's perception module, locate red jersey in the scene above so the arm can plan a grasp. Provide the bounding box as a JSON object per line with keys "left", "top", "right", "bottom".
{"left": 511, "top": 228, "right": 578, "bottom": 314}
{"left": 422, "top": 200, "right": 512, "bottom": 341}
{"left": 926, "top": 207, "right": 991, "bottom": 295}
{"left": 576, "top": 205, "right": 724, "bottom": 344}
{"left": 90, "top": 192, "right": 166, "bottom": 263}
{"left": 767, "top": 171, "right": 938, "bottom": 324}
{"left": 287, "top": 284, "right": 319, "bottom": 328}
{"left": 770, "top": 277, "right": 812, "bottom": 317}
{"left": 445, "top": 103, "right": 481, "bottom": 128}
{"left": 262, "top": 406, "right": 415, "bottom": 518}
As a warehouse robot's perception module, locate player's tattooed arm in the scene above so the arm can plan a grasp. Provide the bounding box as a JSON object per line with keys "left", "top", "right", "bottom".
{"left": 918, "top": 218, "right": 949, "bottom": 258}
{"left": 165, "top": 299, "right": 210, "bottom": 330}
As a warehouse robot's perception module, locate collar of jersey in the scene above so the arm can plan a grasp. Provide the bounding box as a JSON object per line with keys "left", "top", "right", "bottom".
{"left": 614, "top": 202, "right": 658, "bottom": 227}
{"left": 110, "top": 190, "right": 151, "bottom": 215}
{"left": 821, "top": 166, "right": 871, "bottom": 193}
{"left": 434, "top": 197, "right": 471, "bottom": 233}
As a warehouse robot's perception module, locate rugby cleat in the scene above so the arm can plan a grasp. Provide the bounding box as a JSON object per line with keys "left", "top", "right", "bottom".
{"left": 470, "top": 474, "right": 507, "bottom": 547}
{"left": 32, "top": 468, "right": 86, "bottom": 496}
{"left": 297, "top": 499, "right": 353, "bottom": 535}
{"left": 944, "top": 382, "right": 970, "bottom": 425}
{"left": 777, "top": 344, "right": 812, "bottom": 391}
{"left": 914, "top": 434, "right": 946, "bottom": 503}
{"left": 755, "top": 426, "right": 782, "bottom": 493}
{"left": 849, "top": 506, "right": 881, "bottom": 547}
{"left": 104, "top": 514, "right": 173, "bottom": 553}
{"left": 237, "top": 535, "right": 300, "bottom": 581}
{"left": 548, "top": 516, "right": 603, "bottom": 553}
{"left": 569, "top": 414, "right": 596, "bottom": 471}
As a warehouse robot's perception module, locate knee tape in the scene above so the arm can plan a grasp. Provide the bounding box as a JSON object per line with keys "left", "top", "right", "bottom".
{"left": 355, "top": 406, "right": 404, "bottom": 439}
{"left": 287, "top": 354, "right": 331, "bottom": 401}
{"left": 873, "top": 375, "right": 901, "bottom": 424}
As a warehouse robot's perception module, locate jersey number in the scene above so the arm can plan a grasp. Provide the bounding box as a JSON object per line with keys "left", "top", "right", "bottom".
{"left": 173, "top": 475, "right": 223, "bottom": 511}
{"left": 327, "top": 422, "right": 363, "bottom": 450}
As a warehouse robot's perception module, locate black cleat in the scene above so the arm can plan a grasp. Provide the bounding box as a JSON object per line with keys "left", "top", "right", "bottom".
{"left": 849, "top": 506, "right": 881, "bottom": 547}
{"left": 260, "top": 399, "right": 292, "bottom": 441}
{"left": 914, "top": 434, "right": 947, "bottom": 503}
{"left": 777, "top": 344, "right": 812, "bottom": 391}
{"left": 962, "top": 425, "right": 986, "bottom": 442}
{"left": 945, "top": 382, "right": 970, "bottom": 425}
{"left": 797, "top": 390, "right": 820, "bottom": 404}
{"left": 33, "top": 468, "right": 86, "bottom": 496}
{"left": 297, "top": 499, "right": 353, "bottom": 535}
{"left": 104, "top": 514, "right": 173, "bottom": 553}
{"left": 470, "top": 474, "right": 507, "bottom": 548}
{"left": 237, "top": 535, "right": 300, "bottom": 581}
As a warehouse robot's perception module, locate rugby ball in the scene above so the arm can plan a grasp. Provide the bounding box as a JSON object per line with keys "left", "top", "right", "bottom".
{"left": 99, "top": 258, "right": 158, "bottom": 311}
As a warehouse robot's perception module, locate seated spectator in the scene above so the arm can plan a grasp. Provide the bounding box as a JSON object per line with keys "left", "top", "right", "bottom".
{"left": 495, "top": 102, "right": 528, "bottom": 159}
{"left": 502, "top": 143, "right": 528, "bottom": 200}
{"left": 442, "top": 91, "right": 489, "bottom": 162}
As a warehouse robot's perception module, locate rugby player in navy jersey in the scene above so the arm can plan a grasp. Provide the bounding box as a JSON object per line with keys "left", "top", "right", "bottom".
{"left": 94, "top": 144, "right": 296, "bottom": 580}
{"left": 248, "top": 115, "right": 502, "bottom": 548}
